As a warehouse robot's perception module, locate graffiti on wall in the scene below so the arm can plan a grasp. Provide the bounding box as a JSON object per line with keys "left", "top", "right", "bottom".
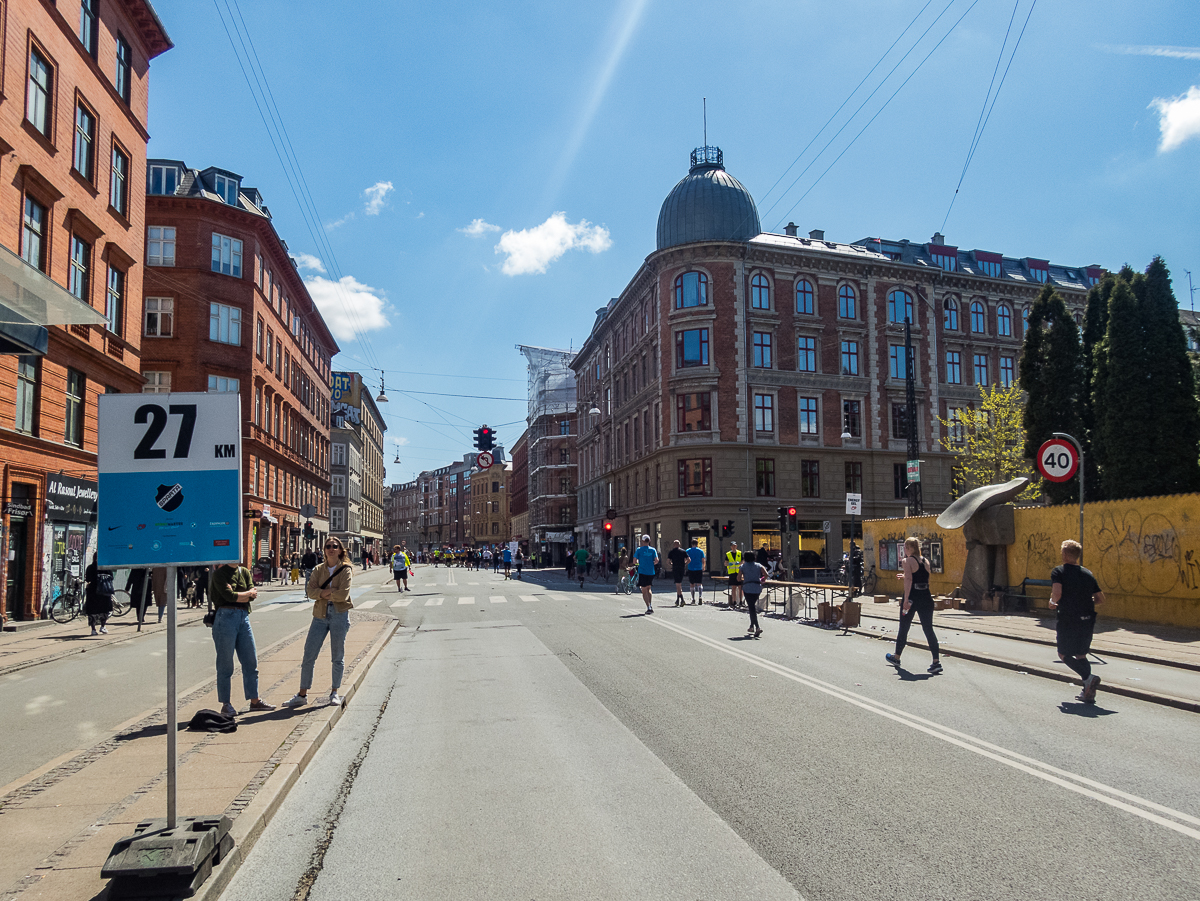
{"left": 1023, "top": 531, "right": 1057, "bottom": 581}
{"left": 1094, "top": 510, "right": 1197, "bottom": 595}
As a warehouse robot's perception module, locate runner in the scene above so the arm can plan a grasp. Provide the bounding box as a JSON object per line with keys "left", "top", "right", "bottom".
{"left": 574, "top": 546, "right": 589, "bottom": 588}
{"left": 1050, "top": 539, "right": 1106, "bottom": 703}
{"left": 739, "top": 555, "right": 769, "bottom": 637}
{"left": 633, "top": 535, "right": 659, "bottom": 614}
{"left": 686, "top": 538, "right": 706, "bottom": 604}
{"left": 667, "top": 540, "right": 688, "bottom": 607}
{"left": 502, "top": 545, "right": 512, "bottom": 579}
{"left": 392, "top": 544, "right": 411, "bottom": 592}
{"left": 886, "top": 537, "right": 942, "bottom": 674}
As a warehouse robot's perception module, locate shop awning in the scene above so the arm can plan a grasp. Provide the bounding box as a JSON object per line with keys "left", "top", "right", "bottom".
{"left": 0, "top": 244, "right": 106, "bottom": 355}
{"left": 263, "top": 514, "right": 278, "bottom": 524}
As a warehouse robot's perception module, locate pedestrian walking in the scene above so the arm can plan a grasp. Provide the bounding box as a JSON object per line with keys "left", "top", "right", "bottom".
{"left": 1050, "top": 539, "right": 1106, "bottom": 703}
{"left": 514, "top": 548, "right": 524, "bottom": 579}
{"left": 739, "top": 556, "right": 768, "bottom": 637}
{"left": 192, "top": 566, "right": 209, "bottom": 610}
{"left": 290, "top": 555, "right": 301, "bottom": 585}
{"left": 284, "top": 537, "right": 354, "bottom": 709}
{"left": 392, "top": 545, "right": 411, "bottom": 591}
{"left": 633, "top": 535, "right": 659, "bottom": 613}
{"left": 685, "top": 538, "right": 705, "bottom": 604}
{"left": 565, "top": 551, "right": 575, "bottom": 580}
{"left": 125, "top": 567, "right": 150, "bottom": 630}
{"left": 209, "top": 562, "right": 274, "bottom": 716}
{"left": 301, "top": 549, "right": 317, "bottom": 580}
{"left": 83, "top": 552, "right": 113, "bottom": 635}
{"left": 886, "top": 537, "right": 943, "bottom": 674}
{"left": 667, "top": 540, "right": 688, "bottom": 606}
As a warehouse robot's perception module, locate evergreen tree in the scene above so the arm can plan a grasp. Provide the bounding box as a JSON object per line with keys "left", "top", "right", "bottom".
{"left": 1080, "top": 274, "right": 1115, "bottom": 500}
{"left": 1020, "top": 284, "right": 1083, "bottom": 503}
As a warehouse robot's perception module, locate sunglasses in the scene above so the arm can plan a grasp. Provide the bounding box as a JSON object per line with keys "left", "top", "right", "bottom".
{"left": 324, "top": 544, "right": 339, "bottom": 550}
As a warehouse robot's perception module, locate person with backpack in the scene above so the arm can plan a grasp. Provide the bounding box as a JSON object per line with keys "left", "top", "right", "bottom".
{"left": 284, "top": 537, "right": 355, "bottom": 708}
{"left": 84, "top": 552, "right": 113, "bottom": 635}
{"left": 210, "top": 561, "right": 275, "bottom": 716}
{"left": 392, "top": 544, "right": 411, "bottom": 592}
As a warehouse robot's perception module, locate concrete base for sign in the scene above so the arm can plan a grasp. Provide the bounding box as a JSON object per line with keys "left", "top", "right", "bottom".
{"left": 101, "top": 815, "right": 232, "bottom": 898}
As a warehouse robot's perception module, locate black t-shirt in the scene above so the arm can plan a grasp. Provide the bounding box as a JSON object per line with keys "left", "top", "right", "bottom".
{"left": 667, "top": 548, "right": 688, "bottom": 572}
{"left": 1051, "top": 564, "right": 1101, "bottom": 619}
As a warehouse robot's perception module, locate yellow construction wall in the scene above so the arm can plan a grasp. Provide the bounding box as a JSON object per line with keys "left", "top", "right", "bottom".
{"left": 862, "top": 514, "right": 966, "bottom": 600}
{"left": 866, "top": 492, "right": 1200, "bottom": 628}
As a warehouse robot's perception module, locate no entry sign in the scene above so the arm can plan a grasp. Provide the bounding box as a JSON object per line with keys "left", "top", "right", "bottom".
{"left": 1037, "top": 438, "right": 1079, "bottom": 483}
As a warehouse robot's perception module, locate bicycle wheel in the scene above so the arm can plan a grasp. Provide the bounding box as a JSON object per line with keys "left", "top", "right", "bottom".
{"left": 111, "top": 590, "right": 131, "bottom": 617}
{"left": 49, "top": 594, "right": 77, "bottom": 623}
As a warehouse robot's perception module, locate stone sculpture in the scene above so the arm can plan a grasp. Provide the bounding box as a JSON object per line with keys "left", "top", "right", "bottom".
{"left": 936, "top": 477, "right": 1031, "bottom": 606}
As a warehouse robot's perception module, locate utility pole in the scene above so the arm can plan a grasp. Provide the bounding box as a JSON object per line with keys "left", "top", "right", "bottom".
{"left": 905, "top": 316, "right": 923, "bottom": 516}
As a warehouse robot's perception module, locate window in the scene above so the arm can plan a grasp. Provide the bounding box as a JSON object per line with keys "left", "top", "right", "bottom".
{"left": 943, "top": 298, "right": 959, "bottom": 331}
{"left": 110, "top": 145, "right": 129, "bottom": 216}
{"left": 978, "top": 259, "right": 1002, "bottom": 278}
{"left": 751, "top": 273, "right": 770, "bottom": 310}
{"left": 999, "top": 355, "right": 1015, "bottom": 388}
{"left": 65, "top": 369, "right": 85, "bottom": 447}
{"left": 74, "top": 104, "right": 95, "bottom": 181}
{"left": 997, "top": 304, "right": 1012, "bottom": 337}
{"left": 560, "top": 448, "right": 570, "bottom": 464}
{"left": 888, "top": 289, "right": 914, "bottom": 324}
{"left": 973, "top": 353, "right": 989, "bottom": 385}
{"left": 799, "top": 397, "right": 819, "bottom": 435}
{"left": 209, "top": 302, "right": 242, "bottom": 345}
{"left": 946, "top": 350, "right": 962, "bottom": 384}
{"left": 798, "top": 335, "right": 816, "bottom": 372}
{"left": 142, "top": 371, "right": 170, "bottom": 394}
{"left": 931, "top": 251, "right": 957, "bottom": 272}
{"left": 676, "top": 392, "right": 711, "bottom": 432}
{"left": 559, "top": 419, "right": 570, "bottom": 435}
{"left": 674, "top": 271, "right": 708, "bottom": 309}
{"left": 1029, "top": 265, "right": 1048, "bottom": 283}
{"left": 677, "top": 458, "right": 712, "bottom": 497}
{"left": 147, "top": 226, "right": 175, "bottom": 266}
{"left": 68, "top": 236, "right": 91, "bottom": 302}
{"left": 752, "top": 332, "right": 772, "bottom": 368}
{"left": 756, "top": 458, "right": 776, "bottom": 497}
{"left": 842, "top": 399, "right": 861, "bottom": 438}
{"left": 211, "top": 232, "right": 243, "bottom": 277}
{"left": 845, "top": 461, "right": 863, "bottom": 494}
{"left": 115, "top": 35, "right": 132, "bottom": 104}
{"left": 946, "top": 407, "right": 965, "bottom": 443}
{"left": 141, "top": 297, "right": 173, "bottom": 337}
{"left": 22, "top": 196, "right": 48, "bottom": 271}
{"left": 970, "top": 301, "right": 985, "bottom": 333}
{"left": 332, "top": 443, "right": 346, "bottom": 466}
{"left": 801, "top": 460, "right": 820, "bottom": 498}
{"left": 492, "top": 522, "right": 500, "bottom": 535}
{"left": 675, "top": 328, "right": 709, "bottom": 367}
{"left": 754, "top": 394, "right": 774, "bottom": 432}
{"left": 148, "top": 164, "right": 180, "bottom": 195}
{"left": 796, "top": 279, "right": 815, "bottom": 315}
{"left": 105, "top": 266, "right": 124, "bottom": 335}
{"left": 891, "top": 403, "right": 910, "bottom": 440}
{"left": 79, "top": 0, "right": 99, "bottom": 56}
{"left": 840, "top": 341, "right": 859, "bottom": 376}
{"left": 207, "top": 375, "right": 239, "bottom": 393}
{"left": 894, "top": 463, "right": 909, "bottom": 499}
{"left": 27, "top": 48, "right": 53, "bottom": 137}
{"left": 214, "top": 173, "right": 239, "bottom": 205}
{"left": 16, "top": 356, "right": 37, "bottom": 434}
{"left": 838, "top": 284, "right": 856, "bottom": 319}
{"left": 1021, "top": 307, "right": 1030, "bottom": 335}
{"left": 330, "top": 507, "right": 344, "bottom": 531}
{"left": 889, "top": 344, "right": 907, "bottom": 379}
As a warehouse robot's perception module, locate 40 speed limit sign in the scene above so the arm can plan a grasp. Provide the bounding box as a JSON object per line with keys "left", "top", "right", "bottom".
{"left": 1037, "top": 438, "right": 1079, "bottom": 483}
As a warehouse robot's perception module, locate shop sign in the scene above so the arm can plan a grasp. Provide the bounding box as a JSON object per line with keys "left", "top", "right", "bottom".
{"left": 46, "top": 475, "right": 99, "bottom": 523}
{"left": 3, "top": 500, "right": 34, "bottom": 518}
{"left": 544, "top": 531, "right": 572, "bottom": 542}
{"left": 686, "top": 521, "right": 707, "bottom": 531}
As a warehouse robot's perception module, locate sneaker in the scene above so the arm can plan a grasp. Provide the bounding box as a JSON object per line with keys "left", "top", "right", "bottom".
{"left": 885, "top": 653, "right": 902, "bottom": 667}
{"left": 99, "top": 627, "right": 107, "bottom": 634}
{"left": 646, "top": 606, "right": 653, "bottom": 614}
{"left": 747, "top": 626, "right": 756, "bottom": 634}
{"left": 1075, "top": 691, "right": 1089, "bottom": 703}
{"left": 328, "top": 692, "right": 343, "bottom": 707}
{"left": 754, "top": 628, "right": 763, "bottom": 638}
{"left": 220, "top": 702, "right": 238, "bottom": 717}
{"left": 248, "top": 699, "right": 276, "bottom": 711}
{"left": 90, "top": 627, "right": 98, "bottom": 635}
{"left": 1082, "top": 674, "right": 1100, "bottom": 703}
{"left": 928, "top": 661, "right": 943, "bottom": 675}
{"left": 282, "top": 694, "right": 307, "bottom": 708}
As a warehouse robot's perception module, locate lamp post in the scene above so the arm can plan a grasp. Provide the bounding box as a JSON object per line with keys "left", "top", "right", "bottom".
{"left": 841, "top": 418, "right": 859, "bottom": 597}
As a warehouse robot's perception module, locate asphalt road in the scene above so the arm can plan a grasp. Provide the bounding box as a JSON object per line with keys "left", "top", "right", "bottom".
{"left": 216, "top": 565, "right": 1200, "bottom": 901}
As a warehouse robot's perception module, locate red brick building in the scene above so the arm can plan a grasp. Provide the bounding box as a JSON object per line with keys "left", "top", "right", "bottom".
{"left": 140, "top": 159, "right": 338, "bottom": 570}
{"left": 0, "top": 0, "right": 171, "bottom": 621}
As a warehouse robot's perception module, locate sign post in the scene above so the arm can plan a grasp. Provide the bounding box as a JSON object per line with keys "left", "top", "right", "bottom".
{"left": 1043, "top": 433, "right": 1085, "bottom": 557}
{"left": 845, "top": 493, "right": 862, "bottom": 599}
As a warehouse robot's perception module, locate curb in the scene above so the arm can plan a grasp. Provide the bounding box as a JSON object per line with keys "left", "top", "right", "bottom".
{"left": 191, "top": 618, "right": 401, "bottom": 901}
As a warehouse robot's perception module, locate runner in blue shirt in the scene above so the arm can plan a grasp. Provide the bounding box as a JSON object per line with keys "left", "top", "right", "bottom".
{"left": 633, "top": 535, "right": 660, "bottom": 614}
{"left": 685, "top": 538, "right": 706, "bottom": 605}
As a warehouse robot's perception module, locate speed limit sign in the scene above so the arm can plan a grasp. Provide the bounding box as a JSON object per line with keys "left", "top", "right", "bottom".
{"left": 1037, "top": 438, "right": 1078, "bottom": 483}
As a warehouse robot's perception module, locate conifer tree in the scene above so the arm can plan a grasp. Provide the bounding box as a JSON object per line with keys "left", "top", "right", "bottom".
{"left": 1080, "top": 275, "right": 1114, "bottom": 500}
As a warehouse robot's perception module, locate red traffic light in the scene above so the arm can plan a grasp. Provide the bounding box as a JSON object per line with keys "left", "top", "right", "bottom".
{"left": 603, "top": 521, "right": 612, "bottom": 532}
{"left": 788, "top": 507, "right": 797, "bottom": 516}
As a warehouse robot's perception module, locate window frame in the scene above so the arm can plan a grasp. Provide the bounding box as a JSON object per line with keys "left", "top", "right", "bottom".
{"left": 999, "top": 355, "right": 1015, "bottom": 388}
{"left": 207, "top": 374, "right": 240, "bottom": 393}
{"left": 22, "top": 194, "right": 49, "bottom": 272}
{"left": 79, "top": 0, "right": 99, "bottom": 57}
{"left": 73, "top": 101, "right": 96, "bottom": 182}
{"left": 888, "top": 344, "right": 907, "bottom": 380}
{"left": 673, "top": 271, "right": 708, "bottom": 309}
{"left": 753, "top": 393, "right": 775, "bottom": 433}
{"left": 845, "top": 461, "right": 863, "bottom": 495}
{"left": 750, "top": 273, "right": 770, "bottom": 310}
{"left": 64, "top": 368, "right": 85, "bottom": 447}
{"left": 208, "top": 302, "right": 243, "bottom": 346}
{"left": 109, "top": 143, "right": 130, "bottom": 217}
{"left": 970, "top": 301, "right": 986, "bottom": 334}
{"left": 796, "top": 278, "right": 815, "bottom": 315}
{"left": 144, "top": 297, "right": 173, "bottom": 337}
{"left": 840, "top": 340, "right": 859, "bottom": 376}
{"left": 842, "top": 399, "right": 862, "bottom": 438}
{"left": 799, "top": 396, "right": 819, "bottom": 436}
{"left": 676, "top": 391, "right": 711, "bottom": 432}
{"left": 114, "top": 33, "right": 132, "bottom": 105}
{"left": 147, "top": 226, "right": 175, "bottom": 266}
{"left": 973, "top": 353, "right": 989, "bottom": 386}
{"left": 26, "top": 45, "right": 54, "bottom": 138}
{"left": 677, "top": 458, "right": 713, "bottom": 497}
{"left": 997, "top": 304, "right": 1013, "bottom": 337}
{"left": 946, "top": 350, "right": 962, "bottom": 384}
{"left": 105, "top": 265, "right": 124, "bottom": 335}
{"left": 211, "top": 232, "right": 244, "bottom": 278}
{"left": 68, "top": 234, "right": 91, "bottom": 303}
{"left": 141, "top": 371, "right": 170, "bottom": 394}
{"left": 16, "top": 356, "right": 38, "bottom": 435}
{"left": 675, "top": 328, "right": 709, "bottom": 368}
{"left": 887, "top": 289, "right": 914, "bottom": 324}
{"left": 801, "top": 460, "right": 820, "bottom": 498}
{"left": 797, "top": 334, "right": 817, "bottom": 372}
{"left": 838, "top": 284, "right": 856, "bottom": 319}
{"left": 943, "top": 297, "right": 959, "bottom": 331}
{"left": 752, "top": 331, "right": 773, "bottom": 369}
{"left": 755, "top": 458, "right": 776, "bottom": 497}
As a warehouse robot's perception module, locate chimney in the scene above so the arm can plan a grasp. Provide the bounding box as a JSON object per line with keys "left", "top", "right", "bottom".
{"left": 784, "top": 222, "right": 798, "bottom": 237}
{"left": 931, "top": 232, "right": 945, "bottom": 245}
{"left": 809, "top": 229, "right": 824, "bottom": 241}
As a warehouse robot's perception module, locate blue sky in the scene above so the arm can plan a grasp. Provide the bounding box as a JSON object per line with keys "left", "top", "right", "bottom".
{"left": 147, "top": 0, "right": 1200, "bottom": 484}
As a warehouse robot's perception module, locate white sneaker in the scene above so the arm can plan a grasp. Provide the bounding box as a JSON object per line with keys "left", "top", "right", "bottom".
{"left": 282, "top": 694, "right": 307, "bottom": 708}
{"left": 328, "top": 692, "right": 343, "bottom": 707}
{"left": 99, "top": 626, "right": 107, "bottom": 634}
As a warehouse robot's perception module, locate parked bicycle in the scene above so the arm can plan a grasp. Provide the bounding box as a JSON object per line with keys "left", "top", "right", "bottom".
{"left": 48, "top": 580, "right": 84, "bottom": 623}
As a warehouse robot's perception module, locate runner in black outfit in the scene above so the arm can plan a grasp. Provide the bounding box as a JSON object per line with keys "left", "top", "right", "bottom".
{"left": 886, "top": 537, "right": 942, "bottom": 674}
{"left": 1050, "top": 539, "right": 1106, "bottom": 703}
{"left": 667, "top": 540, "right": 688, "bottom": 607}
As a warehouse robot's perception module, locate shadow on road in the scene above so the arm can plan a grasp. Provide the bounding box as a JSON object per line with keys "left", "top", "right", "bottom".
{"left": 1058, "top": 701, "right": 1117, "bottom": 718}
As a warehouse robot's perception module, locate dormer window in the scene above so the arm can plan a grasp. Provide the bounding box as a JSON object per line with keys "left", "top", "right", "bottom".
{"left": 1025, "top": 259, "right": 1049, "bottom": 283}
{"left": 928, "top": 245, "right": 958, "bottom": 272}
{"left": 148, "top": 164, "right": 180, "bottom": 195}
{"left": 1085, "top": 266, "right": 1104, "bottom": 288}
{"left": 214, "top": 173, "right": 240, "bottom": 206}
{"left": 973, "top": 250, "right": 1003, "bottom": 279}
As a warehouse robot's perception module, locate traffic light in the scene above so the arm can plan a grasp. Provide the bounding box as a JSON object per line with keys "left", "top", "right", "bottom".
{"left": 777, "top": 506, "right": 787, "bottom": 532}
{"left": 604, "top": 520, "right": 613, "bottom": 535}
{"left": 711, "top": 519, "right": 720, "bottom": 535}
{"left": 721, "top": 520, "right": 735, "bottom": 538}
{"left": 787, "top": 506, "right": 798, "bottom": 532}
{"left": 477, "top": 426, "right": 495, "bottom": 451}
{"left": 303, "top": 521, "right": 314, "bottom": 541}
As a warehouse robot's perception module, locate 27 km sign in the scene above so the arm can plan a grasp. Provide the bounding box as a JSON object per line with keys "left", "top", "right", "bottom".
{"left": 1037, "top": 438, "right": 1079, "bottom": 483}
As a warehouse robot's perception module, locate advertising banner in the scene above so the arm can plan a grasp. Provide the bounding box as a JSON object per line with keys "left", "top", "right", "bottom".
{"left": 45, "top": 475, "right": 99, "bottom": 523}
{"left": 332, "top": 371, "right": 362, "bottom": 426}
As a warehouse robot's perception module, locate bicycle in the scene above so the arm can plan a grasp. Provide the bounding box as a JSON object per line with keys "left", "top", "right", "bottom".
{"left": 48, "top": 581, "right": 84, "bottom": 623}
{"left": 616, "top": 568, "right": 637, "bottom": 595}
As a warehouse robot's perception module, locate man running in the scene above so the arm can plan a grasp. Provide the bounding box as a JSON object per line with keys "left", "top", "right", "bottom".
{"left": 685, "top": 538, "right": 706, "bottom": 604}
{"left": 502, "top": 545, "right": 512, "bottom": 579}
{"left": 392, "top": 544, "right": 411, "bottom": 592}
{"left": 633, "top": 535, "right": 659, "bottom": 614}
{"left": 574, "top": 546, "right": 589, "bottom": 588}
{"left": 1050, "top": 539, "right": 1106, "bottom": 704}
{"left": 667, "top": 540, "right": 688, "bottom": 607}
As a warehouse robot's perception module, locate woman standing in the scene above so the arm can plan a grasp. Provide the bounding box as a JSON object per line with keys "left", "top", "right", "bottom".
{"left": 886, "top": 537, "right": 942, "bottom": 674}
{"left": 83, "top": 552, "right": 112, "bottom": 635}
{"left": 284, "top": 537, "right": 354, "bottom": 708}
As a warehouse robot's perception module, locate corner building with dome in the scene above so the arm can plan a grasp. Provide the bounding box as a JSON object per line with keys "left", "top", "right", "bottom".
{"left": 571, "top": 147, "right": 1098, "bottom": 573}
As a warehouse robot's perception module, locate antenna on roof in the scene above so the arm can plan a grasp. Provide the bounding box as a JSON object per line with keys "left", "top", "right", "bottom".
{"left": 703, "top": 97, "right": 707, "bottom": 147}
{"left": 1185, "top": 269, "right": 1195, "bottom": 312}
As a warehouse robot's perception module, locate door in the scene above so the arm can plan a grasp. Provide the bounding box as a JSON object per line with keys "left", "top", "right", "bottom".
{"left": 5, "top": 518, "right": 29, "bottom": 621}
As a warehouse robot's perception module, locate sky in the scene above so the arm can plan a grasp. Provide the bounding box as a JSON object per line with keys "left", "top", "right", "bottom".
{"left": 145, "top": 0, "right": 1200, "bottom": 485}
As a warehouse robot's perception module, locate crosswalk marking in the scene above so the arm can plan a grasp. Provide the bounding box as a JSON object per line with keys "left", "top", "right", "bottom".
{"left": 489, "top": 595, "right": 507, "bottom": 604}
{"left": 356, "top": 598, "right": 383, "bottom": 609}
{"left": 425, "top": 596, "right": 444, "bottom": 606}
{"left": 458, "top": 596, "right": 474, "bottom": 605}
{"left": 520, "top": 595, "right": 540, "bottom": 603}
{"left": 390, "top": 598, "right": 413, "bottom": 608}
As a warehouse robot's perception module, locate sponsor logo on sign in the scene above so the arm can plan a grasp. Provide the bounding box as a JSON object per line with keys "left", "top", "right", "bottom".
{"left": 208, "top": 521, "right": 229, "bottom": 527}
{"left": 137, "top": 524, "right": 147, "bottom": 530}
{"left": 214, "top": 539, "right": 230, "bottom": 547}
{"left": 156, "top": 483, "right": 184, "bottom": 512}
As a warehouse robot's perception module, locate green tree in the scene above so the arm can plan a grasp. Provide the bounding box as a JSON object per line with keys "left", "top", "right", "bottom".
{"left": 1019, "top": 284, "right": 1083, "bottom": 503}
{"left": 1080, "top": 274, "right": 1115, "bottom": 500}
{"left": 938, "top": 383, "right": 1039, "bottom": 502}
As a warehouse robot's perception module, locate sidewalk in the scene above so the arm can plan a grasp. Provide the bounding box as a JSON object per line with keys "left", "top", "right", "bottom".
{"left": 0, "top": 610, "right": 399, "bottom": 901}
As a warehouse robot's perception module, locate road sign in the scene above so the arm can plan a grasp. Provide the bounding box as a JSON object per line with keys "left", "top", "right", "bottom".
{"left": 97, "top": 393, "right": 242, "bottom": 567}
{"left": 476, "top": 451, "right": 494, "bottom": 469}
{"left": 906, "top": 459, "right": 921, "bottom": 483}
{"left": 823, "top": 520, "right": 831, "bottom": 533}
{"left": 1037, "top": 438, "right": 1079, "bottom": 483}
{"left": 845, "top": 493, "right": 862, "bottom": 516}
{"left": 299, "top": 503, "right": 318, "bottom": 519}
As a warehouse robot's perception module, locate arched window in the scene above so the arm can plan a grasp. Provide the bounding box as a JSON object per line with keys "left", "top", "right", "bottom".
{"left": 751, "top": 273, "right": 770, "bottom": 310}
{"left": 1021, "top": 307, "right": 1030, "bottom": 335}
{"left": 796, "top": 278, "right": 815, "bottom": 315}
{"left": 888, "top": 289, "right": 914, "bottom": 324}
{"left": 838, "top": 284, "right": 856, "bottom": 319}
{"left": 943, "top": 297, "right": 959, "bottom": 331}
{"left": 674, "top": 272, "right": 708, "bottom": 309}
{"left": 970, "top": 301, "right": 986, "bottom": 333}
{"left": 997, "top": 304, "right": 1012, "bottom": 337}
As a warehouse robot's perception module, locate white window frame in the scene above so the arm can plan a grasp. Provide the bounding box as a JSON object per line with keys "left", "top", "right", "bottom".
{"left": 209, "top": 302, "right": 242, "bottom": 346}
{"left": 143, "top": 371, "right": 170, "bottom": 394}
{"left": 147, "top": 226, "right": 176, "bottom": 266}
{"left": 207, "top": 375, "right": 239, "bottom": 393}
{"left": 332, "top": 443, "right": 347, "bottom": 466}
{"left": 214, "top": 173, "right": 239, "bottom": 205}
{"left": 148, "top": 164, "right": 179, "bottom": 195}
{"left": 211, "top": 232, "right": 243, "bottom": 277}
{"left": 145, "top": 297, "right": 173, "bottom": 337}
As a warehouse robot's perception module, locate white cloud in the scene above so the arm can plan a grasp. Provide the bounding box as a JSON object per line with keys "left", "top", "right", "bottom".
{"left": 458, "top": 218, "right": 501, "bottom": 237}
{"left": 1150, "top": 85, "right": 1200, "bottom": 152}
{"left": 327, "top": 212, "right": 354, "bottom": 230}
{"left": 494, "top": 212, "right": 612, "bottom": 276}
{"left": 293, "top": 252, "right": 325, "bottom": 273}
{"left": 363, "top": 181, "right": 394, "bottom": 216}
{"left": 304, "top": 274, "right": 389, "bottom": 343}
{"left": 1097, "top": 44, "right": 1200, "bottom": 61}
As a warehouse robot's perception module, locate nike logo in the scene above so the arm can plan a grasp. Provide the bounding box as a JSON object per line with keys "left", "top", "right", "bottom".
{"left": 107, "top": 525, "right": 121, "bottom": 531}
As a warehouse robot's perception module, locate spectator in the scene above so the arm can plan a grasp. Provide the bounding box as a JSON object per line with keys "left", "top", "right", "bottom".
{"left": 284, "top": 537, "right": 354, "bottom": 709}
{"left": 209, "top": 561, "right": 274, "bottom": 716}
{"left": 83, "top": 552, "right": 112, "bottom": 635}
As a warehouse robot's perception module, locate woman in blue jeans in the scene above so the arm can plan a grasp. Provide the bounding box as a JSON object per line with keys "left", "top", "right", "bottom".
{"left": 284, "top": 537, "right": 354, "bottom": 708}
{"left": 209, "top": 563, "right": 274, "bottom": 716}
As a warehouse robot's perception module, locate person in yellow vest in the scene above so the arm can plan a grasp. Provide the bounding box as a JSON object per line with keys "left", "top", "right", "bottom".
{"left": 725, "top": 542, "right": 743, "bottom": 608}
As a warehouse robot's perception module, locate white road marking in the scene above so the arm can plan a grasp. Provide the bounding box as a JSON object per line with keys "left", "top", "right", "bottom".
{"left": 356, "top": 598, "right": 383, "bottom": 609}
{"left": 425, "top": 597, "right": 444, "bottom": 606}
{"left": 489, "top": 595, "right": 508, "bottom": 604}
{"left": 390, "top": 598, "right": 413, "bottom": 608}
{"left": 642, "top": 613, "right": 1200, "bottom": 843}
{"left": 520, "top": 596, "right": 540, "bottom": 603}
{"left": 458, "top": 596, "right": 475, "bottom": 605}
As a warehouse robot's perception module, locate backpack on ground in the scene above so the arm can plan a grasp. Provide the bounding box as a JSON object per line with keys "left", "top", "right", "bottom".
{"left": 187, "top": 709, "right": 238, "bottom": 733}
